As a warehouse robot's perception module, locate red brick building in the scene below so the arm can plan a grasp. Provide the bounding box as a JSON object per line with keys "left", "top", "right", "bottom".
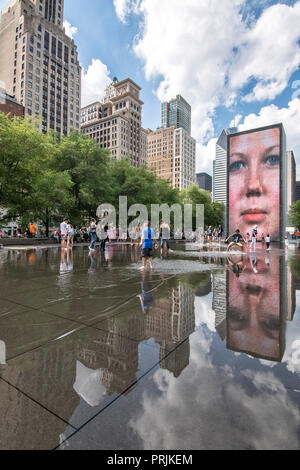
{"left": 0, "top": 91, "right": 24, "bottom": 119}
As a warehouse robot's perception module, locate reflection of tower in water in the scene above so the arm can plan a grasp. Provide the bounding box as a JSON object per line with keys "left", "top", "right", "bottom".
{"left": 159, "top": 340, "right": 190, "bottom": 378}
{"left": 212, "top": 272, "right": 227, "bottom": 341}
{"left": 146, "top": 283, "right": 195, "bottom": 378}
{"left": 77, "top": 327, "right": 140, "bottom": 396}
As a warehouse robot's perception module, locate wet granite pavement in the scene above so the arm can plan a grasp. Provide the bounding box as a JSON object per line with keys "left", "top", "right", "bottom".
{"left": 0, "top": 243, "right": 299, "bottom": 450}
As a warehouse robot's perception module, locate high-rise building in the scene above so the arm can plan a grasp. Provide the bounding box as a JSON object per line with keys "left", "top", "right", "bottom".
{"left": 147, "top": 126, "right": 196, "bottom": 190}
{"left": 287, "top": 150, "right": 296, "bottom": 212}
{"left": 196, "top": 172, "right": 212, "bottom": 192}
{"left": 102, "top": 77, "right": 118, "bottom": 103}
{"left": 0, "top": 0, "right": 81, "bottom": 135}
{"left": 140, "top": 127, "right": 149, "bottom": 166}
{"left": 81, "top": 78, "right": 144, "bottom": 168}
{"left": 296, "top": 182, "right": 300, "bottom": 201}
{"left": 161, "top": 94, "right": 191, "bottom": 135}
{"left": 214, "top": 128, "right": 237, "bottom": 204}
{"left": 212, "top": 159, "right": 216, "bottom": 201}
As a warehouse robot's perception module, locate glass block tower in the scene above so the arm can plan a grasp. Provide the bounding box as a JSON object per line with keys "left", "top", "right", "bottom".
{"left": 161, "top": 94, "right": 191, "bottom": 136}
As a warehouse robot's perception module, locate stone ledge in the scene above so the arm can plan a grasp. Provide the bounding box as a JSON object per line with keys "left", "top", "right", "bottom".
{"left": 0, "top": 238, "right": 57, "bottom": 246}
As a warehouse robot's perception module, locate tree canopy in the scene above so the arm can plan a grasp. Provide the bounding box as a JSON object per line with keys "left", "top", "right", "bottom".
{"left": 288, "top": 201, "right": 300, "bottom": 229}
{"left": 0, "top": 113, "right": 223, "bottom": 233}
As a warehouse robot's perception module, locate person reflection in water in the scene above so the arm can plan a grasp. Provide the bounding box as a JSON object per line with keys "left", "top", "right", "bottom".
{"left": 88, "top": 249, "right": 97, "bottom": 271}
{"left": 229, "top": 127, "right": 280, "bottom": 240}
{"left": 138, "top": 272, "right": 154, "bottom": 314}
{"left": 227, "top": 255, "right": 283, "bottom": 362}
{"left": 227, "top": 253, "right": 245, "bottom": 278}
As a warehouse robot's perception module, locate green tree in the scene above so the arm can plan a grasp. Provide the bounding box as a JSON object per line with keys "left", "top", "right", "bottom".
{"left": 54, "top": 131, "right": 111, "bottom": 225}
{"left": 0, "top": 113, "right": 76, "bottom": 234}
{"left": 180, "top": 185, "right": 224, "bottom": 228}
{"left": 29, "top": 170, "right": 74, "bottom": 236}
{"left": 288, "top": 201, "right": 300, "bottom": 229}
{"left": 108, "top": 158, "right": 180, "bottom": 220}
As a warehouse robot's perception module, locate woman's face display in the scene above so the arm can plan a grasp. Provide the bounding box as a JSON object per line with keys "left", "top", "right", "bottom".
{"left": 228, "top": 127, "right": 281, "bottom": 239}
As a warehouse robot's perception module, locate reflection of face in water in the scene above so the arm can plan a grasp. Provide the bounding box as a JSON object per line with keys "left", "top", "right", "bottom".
{"left": 229, "top": 127, "right": 280, "bottom": 240}
{"left": 227, "top": 256, "right": 283, "bottom": 361}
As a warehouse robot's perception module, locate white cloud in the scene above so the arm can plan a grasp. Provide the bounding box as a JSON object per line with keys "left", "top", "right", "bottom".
{"left": 194, "top": 294, "right": 216, "bottom": 332}
{"left": 230, "top": 4, "right": 300, "bottom": 102}
{"left": 231, "top": 98, "right": 300, "bottom": 177}
{"left": 197, "top": 98, "right": 300, "bottom": 177}
{"left": 63, "top": 20, "right": 78, "bottom": 40}
{"left": 81, "top": 59, "right": 112, "bottom": 107}
{"left": 229, "top": 114, "right": 243, "bottom": 128}
{"left": 113, "top": 0, "right": 129, "bottom": 23}
{"left": 113, "top": 0, "right": 141, "bottom": 23}
{"left": 283, "top": 339, "right": 300, "bottom": 374}
{"left": 133, "top": 0, "right": 246, "bottom": 142}
{"left": 129, "top": 331, "right": 300, "bottom": 450}
{"left": 113, "top": 0, "right": 300, "bottom": 149}
{"left": 196, "top": 139, "right": 217, "bottom": 176}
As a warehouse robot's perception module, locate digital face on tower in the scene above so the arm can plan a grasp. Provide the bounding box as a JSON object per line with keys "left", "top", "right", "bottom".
{"left": 228, "top": 126, "right": 281, "bottom": 240}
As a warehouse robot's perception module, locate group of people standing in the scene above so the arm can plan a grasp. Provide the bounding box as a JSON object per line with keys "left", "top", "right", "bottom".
{"left": 60, "top": 218, "right": 172, "bottom": 270}
{"left": 204, "top": 226, "right": 224, "bottom": 244}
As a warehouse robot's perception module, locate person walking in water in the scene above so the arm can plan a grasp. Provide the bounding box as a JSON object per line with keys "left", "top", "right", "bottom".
{"left": 217, "top": 225, "right": 223, "bottom": 246}
{"left": 160, "top": 220, "right": 172, "bottom": 255}
{"left": 250, "top": 225, "right": 258, "bottom": 251}
{"left": 140, "top": 222, "right": 158, "bottom": 271}
{"left": 89, "top": 218, "right": 97, "bottom": 252}
{"left": 67, "top": 222, "right": 74, "bottom": 250}
{"left": 266, "top": 234, "right": 271, "bottom": 251}
{"left": 60, "top": 218, "right": 68, "bottom": 250}
{"left": 100, "top": 221, "right": 109, "bottom": 251}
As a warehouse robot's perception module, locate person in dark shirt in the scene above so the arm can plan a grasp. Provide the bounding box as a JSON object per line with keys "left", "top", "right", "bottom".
{"left": 100, "top": 223, "right": 109, "bottom": 251}
{"left": 217, "top": 225, "right": 223, "bottom": 246}
{"left": 225, "top": 229, "right": 246, "bottom": 252}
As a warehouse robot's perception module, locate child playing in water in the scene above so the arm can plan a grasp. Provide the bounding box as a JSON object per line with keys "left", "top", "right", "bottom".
{"left": 285, "top": 236, "right": 289, "bottom": 250}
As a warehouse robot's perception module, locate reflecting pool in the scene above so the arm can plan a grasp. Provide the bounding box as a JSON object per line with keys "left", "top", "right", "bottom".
{"left": 0, "top": 244, "right": 299, "bottom": 449}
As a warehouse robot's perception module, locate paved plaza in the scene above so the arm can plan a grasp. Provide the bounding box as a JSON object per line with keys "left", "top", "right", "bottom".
{"left": 0, "top": 244, "right": 299, "bottom": 450}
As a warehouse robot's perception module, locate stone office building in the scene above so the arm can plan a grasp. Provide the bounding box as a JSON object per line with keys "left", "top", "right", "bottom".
{"left": 0, "top": 0, "right": 81, "bottom": 135}
{"left": 81, "top": 78, "right": 144, "bottom": 168}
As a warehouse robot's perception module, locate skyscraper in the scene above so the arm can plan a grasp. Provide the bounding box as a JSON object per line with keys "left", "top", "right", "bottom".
{"left": 147, "top": 126, "right": 196, "bottom": 190}
{"left": 287, "top": 150, "right": 296, "bottom": 212}
{"left": 161, "top": 94, "right": 191, "bottom": 135}
{"left": 0, "top": 0, "right": 81, "bottom": 135}
{"left": 196, "top": 172, "right": 212, "bottom": 192}
{"left": 81, "top": 78, "right": 144, "bottom": 168}
{"left": 214, "top": 128, "right": 237, "bottom": 204}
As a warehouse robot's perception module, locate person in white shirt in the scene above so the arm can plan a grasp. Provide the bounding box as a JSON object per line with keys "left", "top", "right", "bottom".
{"left": 266, "top": 234, "right": 271, "bottom": 251}
{"left": 89, "top": 219, "right": 97, "bottom": 251}
{"left": 285, "top": 236, "right": 289, "bottom": 250}
{"left": 250, "top": 225, "right": 258, "bottom": 251}
{"left": 67, "top": 223, "right": 75, "bottom": 250}
{"left": 60, "top": 218, "right": 68, "bottom": 250}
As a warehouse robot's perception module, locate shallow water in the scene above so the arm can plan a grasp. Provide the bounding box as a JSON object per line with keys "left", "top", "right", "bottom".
{"left": 0, "top": 243, "right": 299, "bottom": 450}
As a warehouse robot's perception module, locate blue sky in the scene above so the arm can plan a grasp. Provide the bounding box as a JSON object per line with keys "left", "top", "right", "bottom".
{"left": 64, "top": 0, "right": 163, "bottom": 130}
{"left": 1, "top": 0, "right": 300, "bottom": 174}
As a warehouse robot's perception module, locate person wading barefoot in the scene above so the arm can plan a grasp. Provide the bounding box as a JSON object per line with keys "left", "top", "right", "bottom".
{"left": 140, "top": 222, "right": 158, "bottom": 271}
